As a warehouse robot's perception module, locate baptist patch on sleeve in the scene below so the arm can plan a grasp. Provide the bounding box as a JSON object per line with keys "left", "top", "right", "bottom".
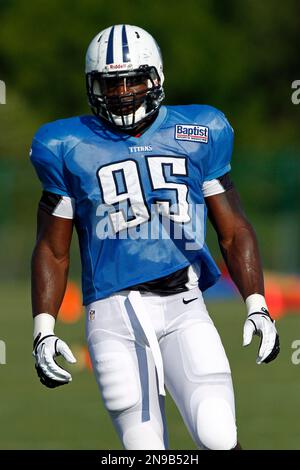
{"left": 175, "top": 124, "right": 209, "bottom": 143}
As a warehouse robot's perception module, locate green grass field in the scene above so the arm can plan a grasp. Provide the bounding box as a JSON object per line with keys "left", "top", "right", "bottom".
{"left": 0, "top": 281, "right": 299, "bottom": 450}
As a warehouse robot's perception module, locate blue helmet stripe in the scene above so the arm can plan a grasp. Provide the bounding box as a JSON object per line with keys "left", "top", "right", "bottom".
{"left": 122, "top": 25, "right": 130, "bottom": 62}
{"left": 106, "top": 26, "right": 115, "bottom": 64}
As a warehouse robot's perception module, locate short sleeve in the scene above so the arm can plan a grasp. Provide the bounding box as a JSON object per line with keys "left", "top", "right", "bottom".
{"left": 204, "top": 111, "right": 234, "bottom": 181}
{"left": 30, "top": 138, "right": 71, "bottom": 197}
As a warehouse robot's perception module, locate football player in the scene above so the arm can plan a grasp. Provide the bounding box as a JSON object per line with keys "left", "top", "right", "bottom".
{"left": 30, "top": 24, "right": 280, "bottom": 450}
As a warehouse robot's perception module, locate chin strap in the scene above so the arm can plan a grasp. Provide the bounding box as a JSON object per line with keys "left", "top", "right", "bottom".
{"left": 108, "top": 102, "right": 147, "bottom": 129}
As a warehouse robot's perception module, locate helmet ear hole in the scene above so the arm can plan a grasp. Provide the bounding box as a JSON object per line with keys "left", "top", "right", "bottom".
{"left": 93, "top": 79, "right": 101, "bottom": 95}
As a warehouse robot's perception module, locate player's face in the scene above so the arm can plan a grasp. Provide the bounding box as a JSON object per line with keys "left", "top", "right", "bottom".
{"left": 101, "top": 75, "right": 148, "bottom": 116}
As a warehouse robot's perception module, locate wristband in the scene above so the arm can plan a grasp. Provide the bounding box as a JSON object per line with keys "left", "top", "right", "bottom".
{"left": 245, "top": 294, "right": 269, "bottom": 316}
{"left": 33, "top": 313, "right": 55, "bottom": 339}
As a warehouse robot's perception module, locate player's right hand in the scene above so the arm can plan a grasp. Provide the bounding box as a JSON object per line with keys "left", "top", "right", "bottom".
{"left": 33, "top": 333, "right": 77, "bottom": 388}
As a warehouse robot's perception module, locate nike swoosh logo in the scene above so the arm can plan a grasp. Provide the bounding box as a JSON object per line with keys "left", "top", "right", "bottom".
{"left": 183, "top": 297, "right": 198, "bottom": 304}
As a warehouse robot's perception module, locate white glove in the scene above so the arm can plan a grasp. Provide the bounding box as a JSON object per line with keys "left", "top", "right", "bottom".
{"left": 32, "top": 314, "right": 76, "bottom": 388}
{"left": 243, "top": 309, "right": 280, "bottom": 364}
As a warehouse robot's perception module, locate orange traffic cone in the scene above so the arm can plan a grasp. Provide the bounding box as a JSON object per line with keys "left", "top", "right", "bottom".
{"left": 58, "top": 281, "right": 83, "bottom": 323}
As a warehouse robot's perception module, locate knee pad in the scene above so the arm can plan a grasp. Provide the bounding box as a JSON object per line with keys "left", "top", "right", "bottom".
{"left": 123, "top": 419, "right": 165, "bottom": 450}
{"left": 91, "top": 340, "right": 141, "bottom": 412}
{"left": 196, "top": 397, "right": 237, "bottom": 450}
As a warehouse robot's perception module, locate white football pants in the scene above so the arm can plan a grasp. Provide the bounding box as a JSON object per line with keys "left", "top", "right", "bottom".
{"left": 86, "top": 286, "right": 237, "bottom": 450}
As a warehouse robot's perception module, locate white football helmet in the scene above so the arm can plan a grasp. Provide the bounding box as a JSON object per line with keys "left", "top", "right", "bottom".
{"left": 85, "top": 24, "right": 165, "bottom": 130}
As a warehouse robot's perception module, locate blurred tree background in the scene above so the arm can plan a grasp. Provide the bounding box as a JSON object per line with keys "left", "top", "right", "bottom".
{"left": 0, "top": 0, "right": 299, "bottom": 280}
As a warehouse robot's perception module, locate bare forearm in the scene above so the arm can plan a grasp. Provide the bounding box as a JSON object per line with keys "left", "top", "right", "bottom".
{"left": 31, "top": 241, "right": 70, "bottom": 318}
{"left": 219, "top": 222, "right": 264, "bottom": 300}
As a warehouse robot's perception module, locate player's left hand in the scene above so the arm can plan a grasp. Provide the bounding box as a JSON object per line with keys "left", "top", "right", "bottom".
{"left": 33, "top": 333, "right": 77, "bottom": 388}
{"left": 243, "top": 310, "right": 280, "bottom": 364}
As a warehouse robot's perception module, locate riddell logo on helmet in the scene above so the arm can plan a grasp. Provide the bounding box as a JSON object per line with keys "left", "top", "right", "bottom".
{"left": 175, "top": 124, "right": 209, "bottom": 143}
{"left": 107, "top": 63, "right": 132, "bottom": 70}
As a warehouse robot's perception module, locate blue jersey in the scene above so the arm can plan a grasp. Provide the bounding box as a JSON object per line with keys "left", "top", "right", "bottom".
{"left": 30, "top": 105, "right": 234, "bottom": 305}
